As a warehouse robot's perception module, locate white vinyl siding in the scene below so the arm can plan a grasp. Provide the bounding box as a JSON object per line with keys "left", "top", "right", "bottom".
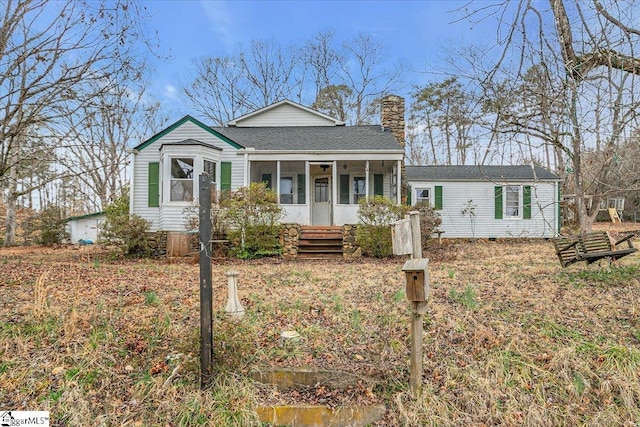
{"left": 408, "top": 180, "right": 557, "bottom": 238}
{"left": 131, "top": 147, "right": 162, "bottom": 230}
{"left": 233, "top": 103, "right": 337, "bottom": 127}
{"left": 132, "top": 120, "right": 241, "bottom": 232}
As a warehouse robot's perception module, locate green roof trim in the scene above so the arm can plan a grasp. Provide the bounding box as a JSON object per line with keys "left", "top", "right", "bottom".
{"left": 65, "top": 211, "right": 105, "bottom": 222}
{"left": 134, "top": 115, "right": 244, "bottom": 152}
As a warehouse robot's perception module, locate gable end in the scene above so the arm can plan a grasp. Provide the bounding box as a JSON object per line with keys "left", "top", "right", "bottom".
{"left": 134, "top": 115, "right": 244, "bottom": 152}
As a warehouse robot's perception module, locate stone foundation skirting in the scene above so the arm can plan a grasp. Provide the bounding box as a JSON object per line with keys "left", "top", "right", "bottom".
{"left": 145, "top": 231, "right": 168, "bottom": 257}
{"left": 280, "top": 224, "right": 302, "bottom": 260}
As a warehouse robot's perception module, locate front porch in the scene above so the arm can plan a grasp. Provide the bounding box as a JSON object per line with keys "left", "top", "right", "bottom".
{"left": 247, "top": 159, "right": 402, "bottom": 226}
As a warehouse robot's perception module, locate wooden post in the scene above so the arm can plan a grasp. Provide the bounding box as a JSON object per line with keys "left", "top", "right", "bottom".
{"left": 409, "top": 212, "right": 421, "bottom": 260}
{"left": 199, "top": 174, "right": 213, "bottom": 387}
{"left": 409, "top": 211, "right": 426, "bottom": 398}
{"left": 392, "top": 212, "right": 429, "bottom": 398}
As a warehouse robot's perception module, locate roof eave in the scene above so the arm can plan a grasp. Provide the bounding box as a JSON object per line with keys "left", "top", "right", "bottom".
{"left": 134, "top": 115, "right": 244, "bottom": 152}
{"left": 226, "top": 100, "right": 345, "bottom": 126}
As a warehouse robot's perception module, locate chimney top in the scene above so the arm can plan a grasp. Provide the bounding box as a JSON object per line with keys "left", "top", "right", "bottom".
{"left": 381, "top": 95, "right": 405, "bottom": 147}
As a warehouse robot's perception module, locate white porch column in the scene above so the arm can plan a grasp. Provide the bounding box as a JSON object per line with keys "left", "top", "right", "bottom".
{"left": 276, "top": 160, "right": 281, "bottom": 199}
{"left": 243, "top": 151, "right": 249, "bottom": 186}
{"left": 332, "top": 160, "right": 337, "bottom": 206}
{"left": 365, "top": 160, "right": 370, "bottom": 200}
{"left": 397, "top": 160, "right": 402, "bottom": 204}
{"left": 306, "top": 161, "right": 311, "bottom": 224}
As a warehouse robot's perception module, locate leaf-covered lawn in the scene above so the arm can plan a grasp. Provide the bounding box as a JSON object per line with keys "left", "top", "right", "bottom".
{"left": 1, "top": 237, "right": 639, "bottom": 426}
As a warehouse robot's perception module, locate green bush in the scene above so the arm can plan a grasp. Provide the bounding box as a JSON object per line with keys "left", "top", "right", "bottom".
{"left": 36, "top": 206, "right": 69, "bottom": 246}
{"left": 356, "top": 196, "right": 408, "bottom": 258}
{"left": 220, "top": 182, "right": 283, "bottom": 259}
{"left": 99, "top": 192, "right": 151, "bottom": 256}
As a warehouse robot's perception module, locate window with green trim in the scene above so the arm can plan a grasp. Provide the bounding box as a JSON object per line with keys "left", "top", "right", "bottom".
{"left": 495, "top": 185, "right": 531, "bottom": 220}
{"left": 505, "top": 185, "right": 520, "bottom": 218}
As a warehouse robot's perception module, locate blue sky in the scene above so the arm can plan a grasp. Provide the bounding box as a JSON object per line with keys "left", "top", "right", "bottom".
{"left": 142, "top": 0, "right": 498, "bottom": 119}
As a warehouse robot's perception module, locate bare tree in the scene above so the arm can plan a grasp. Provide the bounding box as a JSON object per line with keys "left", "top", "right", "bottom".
{"left": 1, "top": 0, "right": 155, "bottom": 245}
{"left": 340, "top": 33, "right": 403, "bottom": 125}
{"left": 58, "top": 74, "right": 167, "bottom": 211}
{"left": 182, "top": 31, "right": 402, "bottom": 126}
{"left": 181, "top": 55, "right": 252, "bottom": 126}
{"left": 182, "top": 40, "right": 303, "bottom": 125}
{"left": 302, "top": 30, "right": 342, "bottom": 98}
{"left": 458, "top": 0, "right": 640, "bottom": 231}
{"left": 241, "top": 39, "right": 303, "bottom": 108}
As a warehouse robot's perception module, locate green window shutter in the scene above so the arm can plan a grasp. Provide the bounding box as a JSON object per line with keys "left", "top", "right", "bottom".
{"left": 221, "top": 162, "right": 232, "bottom": 191}
{"left": 434, "top": 185, "right": 443, "bottom": 210}
{"left": 523, "top": 185, "right": 532, "bottom": 219}
{"left": 261, "top": 173, "right": 272, "bottom": 189}
{"left": 407, "top": 186, "right": 412, "bottom": 205}
{"left": 339, "top": 175, "right": 350, "bottom": 204}
{"left": 297, "top": 174, "right": 306, "bottom": 204}
{"left": 495, "top": 186, "right": 503, "bottom": 219}
{"left": 148, "top": 162, "right": 159, "bottom": 207}
{"left": 373, "top": 174, "right": 383, "bottom": 196}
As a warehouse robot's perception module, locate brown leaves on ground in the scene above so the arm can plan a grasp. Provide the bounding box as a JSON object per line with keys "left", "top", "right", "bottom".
{"left": 1, "top": 236, "right": 639, "bottom": 426}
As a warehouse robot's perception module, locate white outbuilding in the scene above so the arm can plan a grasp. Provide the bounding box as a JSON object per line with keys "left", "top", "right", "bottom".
{"left": 406, "top": 165, "right": 561, "bottom": 239}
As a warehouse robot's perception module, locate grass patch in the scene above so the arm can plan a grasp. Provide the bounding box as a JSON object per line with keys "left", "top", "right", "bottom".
{"left": 1, "top": 238, "right": 639, "bottom": 425}
{"left": 449, "top": 285, "right": 478, "bottom": 309}
{"left": 562, "top": 264, "right": 640, "bottom": 287}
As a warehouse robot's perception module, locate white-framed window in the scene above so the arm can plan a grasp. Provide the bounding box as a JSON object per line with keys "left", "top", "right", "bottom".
{"left": 505, "top": 185, "right": 520, "bottom": 218}
{"left": 170, "top": 157, "right": 194, "bottom": 202}
{"left": 415, "top": 188, "right": 431, "bottom": 205}
{"left": 280, "top": 176, "right": 293, "bottom": 204}
{"left": 353, "top": 176, "right": 366, "bottom": 203}
{"left": 204, "top": 160, "right": 216, "bottom": 185}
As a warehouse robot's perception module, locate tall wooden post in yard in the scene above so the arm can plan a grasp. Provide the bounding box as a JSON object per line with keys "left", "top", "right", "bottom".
{"left": 393, "top": 211, "right": 429, "bottom": 398}
{"left": 199, "top": 174, "right": 213, "bottom": 387}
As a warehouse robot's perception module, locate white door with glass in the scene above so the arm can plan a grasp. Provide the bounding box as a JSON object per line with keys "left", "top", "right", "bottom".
{"left": 312, "top": 176, "right": 332, "bottom": 225}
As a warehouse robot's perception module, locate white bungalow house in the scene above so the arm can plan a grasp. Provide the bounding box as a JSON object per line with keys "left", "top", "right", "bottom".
{"left": 129, "top": 97, "right": 406, "bottom": 235}
{"left": 406, "top": 165, "right": 561, "bottom": 238}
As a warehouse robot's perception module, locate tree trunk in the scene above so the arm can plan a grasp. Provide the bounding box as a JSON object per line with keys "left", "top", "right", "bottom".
{"left": 568, "top": 89, "right": 594, "bottom": 232}
{"left": 4, "top": 168, "right": 18, "bottom": 246}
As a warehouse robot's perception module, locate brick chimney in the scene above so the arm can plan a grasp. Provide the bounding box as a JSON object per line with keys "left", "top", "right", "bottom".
{"left": 381, "top": 95, "right": 405, "bottom": 147}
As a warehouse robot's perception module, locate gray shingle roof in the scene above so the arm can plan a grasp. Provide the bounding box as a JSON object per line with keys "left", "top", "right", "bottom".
{"left": 406, "top": 165, "right": 560, "bottom": 181}
{"left": 212, "top": 125, "right": 403, "bottom": 151}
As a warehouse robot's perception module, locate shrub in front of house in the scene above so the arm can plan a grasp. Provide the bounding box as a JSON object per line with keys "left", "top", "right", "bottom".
{"left": 356, "top": 196, "right": 409, "bottom": 258}
{"left": 410, "top": 201, "right": 442, "bottom": 247}
{"left": 220, "top": 182, "right": 283, "bottom": 259}
{"left": 99, "top": 193, "right": 151, "bottom": 256}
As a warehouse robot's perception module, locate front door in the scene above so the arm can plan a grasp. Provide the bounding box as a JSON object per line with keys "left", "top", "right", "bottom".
{"left": 312, "top": 176, "right": 332, "bottom": 225}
